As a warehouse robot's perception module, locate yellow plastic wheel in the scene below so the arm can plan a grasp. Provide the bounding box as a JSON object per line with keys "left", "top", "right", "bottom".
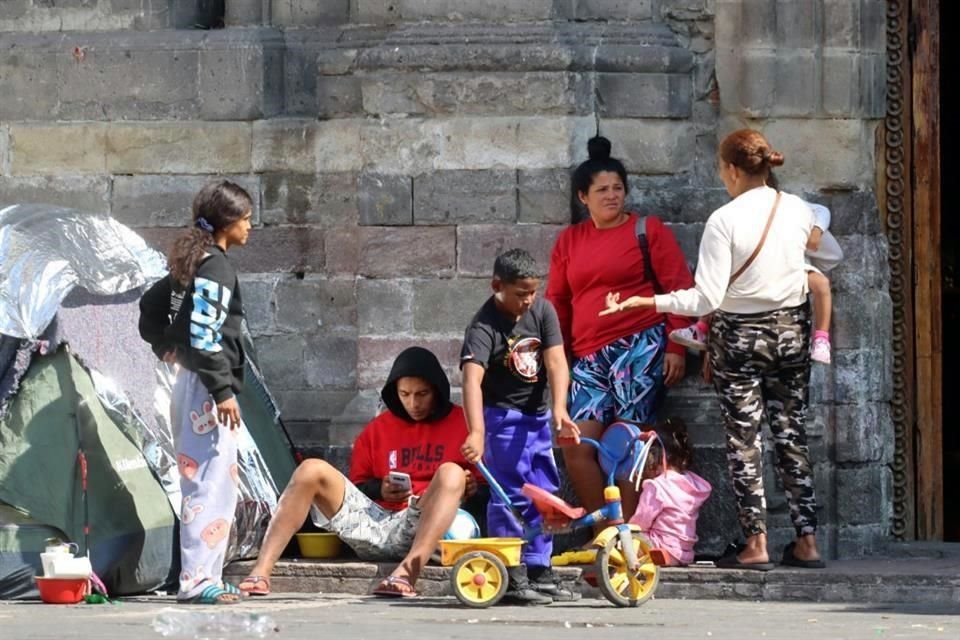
{"left": 451, "top": 551, "right": 508, "bottom": 608}
{"left": 594, "top": 529, "right": 659, "bottom": 607}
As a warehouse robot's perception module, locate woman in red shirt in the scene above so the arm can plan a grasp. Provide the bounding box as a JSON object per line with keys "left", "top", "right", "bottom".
{"left": 546, "top": 136, "right": 694, "bottom": 519}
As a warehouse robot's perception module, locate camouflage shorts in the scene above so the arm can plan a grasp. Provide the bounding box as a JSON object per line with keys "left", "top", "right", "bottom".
{"left": 708, "top": 303, "right": 818, "bottom": 538}
{"left": 310, "top": 480, "right": 420, "bottom": 561}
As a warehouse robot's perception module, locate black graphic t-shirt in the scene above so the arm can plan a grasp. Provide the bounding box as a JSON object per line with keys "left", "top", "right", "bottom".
{"left": 460, "top": 296, "right": 563, "bottom": 415}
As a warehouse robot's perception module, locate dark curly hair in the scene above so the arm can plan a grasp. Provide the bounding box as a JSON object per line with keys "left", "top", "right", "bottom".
{"left": 167, "top": 180, "right": 253, "bottom": 289}
{"left": 644, "top": 417, "right": 694, "bottom": 475}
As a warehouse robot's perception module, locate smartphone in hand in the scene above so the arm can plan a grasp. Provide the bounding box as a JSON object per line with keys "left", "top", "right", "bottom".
{"left": 387, "top": 471, "right": 411, "bottom": 492}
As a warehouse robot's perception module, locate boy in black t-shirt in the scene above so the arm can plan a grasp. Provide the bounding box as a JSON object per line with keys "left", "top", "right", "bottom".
{"left": 460, "top": 249, "right": 580, "bottom": 604}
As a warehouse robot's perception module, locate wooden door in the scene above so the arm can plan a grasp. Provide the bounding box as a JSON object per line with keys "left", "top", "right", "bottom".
{"left": 911, "top": 0, "right": 942, "bottom": 540}
{"left": 884, "top": 0, "right": 942, "bottom": 540}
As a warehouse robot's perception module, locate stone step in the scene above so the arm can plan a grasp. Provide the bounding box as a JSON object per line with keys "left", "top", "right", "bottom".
{"left": 225, "top": 555, "right": 960, "bottom": 606}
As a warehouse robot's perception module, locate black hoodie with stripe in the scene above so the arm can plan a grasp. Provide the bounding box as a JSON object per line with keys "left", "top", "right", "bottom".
{"left": 139, "top": 246, "right": 245, "bottom": 402}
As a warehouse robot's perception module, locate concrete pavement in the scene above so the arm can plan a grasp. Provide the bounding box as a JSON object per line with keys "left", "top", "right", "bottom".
{"left": 1, "top": 594, "right": 956, "bottom": 640}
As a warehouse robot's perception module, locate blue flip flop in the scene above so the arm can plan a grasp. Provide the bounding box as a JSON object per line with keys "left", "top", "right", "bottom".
{"left": 180, "top": 584, "right": 242, "bottom": 605}
{"left": 222, "top": 581, "right": 250, "bottom": 598}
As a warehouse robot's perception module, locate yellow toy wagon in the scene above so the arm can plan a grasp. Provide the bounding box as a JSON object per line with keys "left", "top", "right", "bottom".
{"left": 439, "top": 537, "right": 522, "bottom": 608}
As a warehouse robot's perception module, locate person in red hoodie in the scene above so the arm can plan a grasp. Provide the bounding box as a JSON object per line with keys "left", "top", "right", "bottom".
{"left": 546, "top": 136, "right": 695, "bottom": 523}
{"left": 238, "top": 347, "right": 484, "bottom": 598}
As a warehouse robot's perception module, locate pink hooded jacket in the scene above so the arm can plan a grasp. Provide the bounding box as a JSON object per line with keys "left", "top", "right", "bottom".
{"left": 629, "top": 469, "right": 712, "bottom": 565}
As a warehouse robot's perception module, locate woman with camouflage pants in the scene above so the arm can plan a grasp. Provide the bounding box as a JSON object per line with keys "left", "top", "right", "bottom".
{"left": 598, "top": 129, "right": 824, "bottom": 571}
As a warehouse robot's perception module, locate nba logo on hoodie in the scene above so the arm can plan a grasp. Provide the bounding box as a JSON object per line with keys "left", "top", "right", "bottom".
{"left": 388, "top": 450, "right": 397, "bottom": 470}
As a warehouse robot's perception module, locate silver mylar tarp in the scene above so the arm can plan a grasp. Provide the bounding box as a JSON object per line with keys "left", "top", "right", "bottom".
{"left": 0, "top": 204, "right": 167, "bottom": 340}
{"left": 0, "top": 204, "right": 289, "bottom": 563}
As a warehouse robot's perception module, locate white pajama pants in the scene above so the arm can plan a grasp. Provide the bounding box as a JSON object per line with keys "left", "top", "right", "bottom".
{"left": 171, "top": 369, "right": 240, "bottom": 600}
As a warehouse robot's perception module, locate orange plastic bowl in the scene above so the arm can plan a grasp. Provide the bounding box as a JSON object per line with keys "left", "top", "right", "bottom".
{"left": 35, "top": 576, "right": 89, "bottom": 604}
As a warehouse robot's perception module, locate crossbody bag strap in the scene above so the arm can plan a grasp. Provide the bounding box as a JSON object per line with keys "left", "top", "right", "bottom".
{"left": 728, "top": 191, "right": 782, "bottom": 287}
{"left": 635, "top": 215, "right": 662, "bottom": 293}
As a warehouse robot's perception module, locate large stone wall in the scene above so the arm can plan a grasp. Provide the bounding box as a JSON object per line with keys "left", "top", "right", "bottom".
{"left": 0, "top": 1, "right": 891, "bottom": 558}
{"left": 0, "top": 1, "right": 224, "bottom": 31}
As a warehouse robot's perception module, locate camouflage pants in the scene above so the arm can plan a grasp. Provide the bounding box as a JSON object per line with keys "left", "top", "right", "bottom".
{"left": 708, "top": 303, "right": 817, "bottom": 538}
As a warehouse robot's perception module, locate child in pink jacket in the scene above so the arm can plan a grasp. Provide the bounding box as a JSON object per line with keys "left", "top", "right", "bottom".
{"left": 630, "top": 418, "right": 712, "bottom": 566}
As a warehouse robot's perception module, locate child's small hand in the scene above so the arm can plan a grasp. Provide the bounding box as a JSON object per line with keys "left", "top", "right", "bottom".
{"left": 599, "top": 292, "right": 623, "bottom": 316}
{"left": 553, "top": 411, "right": 581, "bottom": 446}
{"left": 461, "top": 432, "right": 484, "bottom": 464}
{"left": 807, "top": 226, "right": 824, "bottom": 252}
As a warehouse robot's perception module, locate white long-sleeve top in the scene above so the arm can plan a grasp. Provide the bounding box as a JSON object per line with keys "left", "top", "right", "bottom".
{"left": 654, "top": 186, "right": 814, "bottom": 317}
{"left": 806, "top": 202, "right": 844, "bottom": 273}
{"left": 808, "top": 203, "right": 831, "bottom": 231}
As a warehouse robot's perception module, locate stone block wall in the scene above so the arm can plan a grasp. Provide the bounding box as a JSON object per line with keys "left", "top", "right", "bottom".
{"left": 0, "top": 0, "right": 224, "bottom": 31}
{"left": 0, "top": 0, "right": 890, "bottom": 558}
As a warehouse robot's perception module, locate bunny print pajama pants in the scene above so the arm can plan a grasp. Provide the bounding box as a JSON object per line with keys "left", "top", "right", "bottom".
{"left": 172, "top": 369, "right": 240, "bottom": 600}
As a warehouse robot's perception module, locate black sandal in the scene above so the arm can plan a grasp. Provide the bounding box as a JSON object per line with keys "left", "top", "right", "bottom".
{"left": 780, "top": 542, "right": 825, "bottom": 569}
{"left": 715, "top": 542, "right": 775, "bottom": 572}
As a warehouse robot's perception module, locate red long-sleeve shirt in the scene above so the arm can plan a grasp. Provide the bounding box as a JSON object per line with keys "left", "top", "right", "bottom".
{"left": 546, "top": 213, "right": 695, "bottom": 358}
{"left": 349, "top": 405, "right": 477, "bottom": 512}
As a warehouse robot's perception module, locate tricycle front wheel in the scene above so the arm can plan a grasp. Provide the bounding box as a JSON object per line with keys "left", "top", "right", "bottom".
{"left": 594, "top": 529, "right": 659, "bottom": 607}
{"left": 451, "top": 550, "right": 508, "bottom": 608}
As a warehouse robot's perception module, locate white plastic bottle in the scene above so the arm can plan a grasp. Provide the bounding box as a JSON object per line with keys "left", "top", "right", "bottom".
{"left": 151, "top": 608, "right": 278, "bottom": 639}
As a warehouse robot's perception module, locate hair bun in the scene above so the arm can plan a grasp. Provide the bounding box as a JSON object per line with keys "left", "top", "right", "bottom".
{"left": 766, "top": 150, "right": 785, "bottom": 167}
{"left": 587, "top": 136, "right": 612, "bottom": 161}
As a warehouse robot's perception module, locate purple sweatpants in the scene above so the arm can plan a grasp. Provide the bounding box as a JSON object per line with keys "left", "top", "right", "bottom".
{"left": 483, "top": 407, "right": 560, "bottom": 568}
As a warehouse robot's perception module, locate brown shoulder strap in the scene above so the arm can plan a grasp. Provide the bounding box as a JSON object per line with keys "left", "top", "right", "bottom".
{"left": 728, "top": 191, "right": 782, "bottom": 287}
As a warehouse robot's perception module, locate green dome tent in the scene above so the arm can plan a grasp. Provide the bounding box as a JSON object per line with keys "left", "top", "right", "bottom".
{"left": 0, "top": 347, "right": 176, "bottom": 595}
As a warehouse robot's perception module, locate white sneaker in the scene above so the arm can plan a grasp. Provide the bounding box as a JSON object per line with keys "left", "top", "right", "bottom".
{"left": 811, "top": 336, "right": 832, "bottom": 364}
{"left": 669, "top": 325, "right": 707, "bottom": 352}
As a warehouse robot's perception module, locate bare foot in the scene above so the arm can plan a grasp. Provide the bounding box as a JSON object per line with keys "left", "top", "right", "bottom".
{"left": 390, "top": 560, "right": 420, "bottom": 587}
{"left": 736, "top": 549, "right": 770, "bottom": 564}
{"left": 737, "top": 533, "right": 769, "bottom": 564}
{"left": 791, "top": 534, "right": 821, "bottom": 562}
